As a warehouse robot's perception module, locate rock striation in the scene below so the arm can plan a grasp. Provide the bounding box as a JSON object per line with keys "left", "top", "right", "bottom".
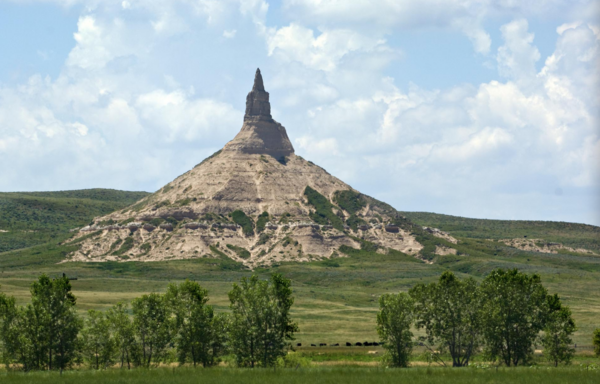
{"left": 67, "top": 69, "right": 424, "bottom": 267}
{"left": 223, "top": 68, "right": 294, "bottom": 160}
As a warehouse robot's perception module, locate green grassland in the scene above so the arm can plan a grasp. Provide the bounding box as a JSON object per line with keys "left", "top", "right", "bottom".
{"left": 0, "top": 189, "right": 149, "bottom": 253}
{"left": 1, "top": 190, "right": 599, "bottom": 351}
{"left": 0, "top": 366, "right": 599, "bottom": 384}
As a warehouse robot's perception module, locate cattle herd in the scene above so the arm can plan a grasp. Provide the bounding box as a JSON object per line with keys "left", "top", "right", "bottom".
{"left": 298, "top": 342, "right": 383, "bottom": 347}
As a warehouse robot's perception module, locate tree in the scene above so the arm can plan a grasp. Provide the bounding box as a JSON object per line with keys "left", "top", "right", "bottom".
{"left": 480, "top": 269, "right": 548, "bottom": 366}
{"left": 228, "top": 273, "right": 298, "bottom": 368}
{"left": 6, "top": 274, "right": 82, "bottom": 372}
{"left": 81, "top": 309, "right": 116, "bottom": 369}
{"left": 541, "top": 294, "right": 576, "bottom": 367}
{"left": 106, "top": 302, "right": 138, "bottom": 369}
{"left": 132, "top": 293, "right": 172, "bottom": 367}
{"left": 0, "top": 287, "right": 21, "bottom": 368}
{"left": 376, "top": 292, "right": 414, "bottom": 368}
{"left": 166, "top": 280, "right": 227, "bottom": 367}
{"left": 593, "top": 328, "right": 600, "bottom": 358}
{"left": 409, "top": 271, "right": 481, "bottom": 367}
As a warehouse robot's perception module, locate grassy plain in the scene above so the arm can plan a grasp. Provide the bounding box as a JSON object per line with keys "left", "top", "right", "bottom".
{"left": 0, "top": 190, "right": 599, "bottom": 349}
{"left": 0, "top": 366, "right": 599, "bottom": 384}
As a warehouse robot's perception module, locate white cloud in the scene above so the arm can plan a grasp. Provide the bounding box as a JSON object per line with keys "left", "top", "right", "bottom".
{"left": 0, "top": 1, "right": 598, "bottom": 224}
{"left": 496, "top": 19, "right": 541, "bottom": 83}
{"left": 267, "top": 23, "right": 392, "bottom": 71}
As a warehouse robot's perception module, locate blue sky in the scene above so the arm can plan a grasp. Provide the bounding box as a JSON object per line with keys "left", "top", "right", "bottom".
{"left": 0, "top": 0, "right": 598, "bottom": 225}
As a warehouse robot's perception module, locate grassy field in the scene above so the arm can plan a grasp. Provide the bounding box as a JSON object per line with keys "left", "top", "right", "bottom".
{"left": 0, "top": 190, "right": 599, "bottom": 348}
{"left": 0, "top": 366, "right": 599, "bottom": 384}
{"left": 0, "top": 189, "right": 149, "bottom": 253}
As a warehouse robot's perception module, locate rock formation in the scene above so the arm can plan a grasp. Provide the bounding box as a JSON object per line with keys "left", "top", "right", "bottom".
{"left": 67, "top": 69, "right": 424, "bottom": 267}
{"left": 223, "top": 68, "right": 294, "bottom": 160}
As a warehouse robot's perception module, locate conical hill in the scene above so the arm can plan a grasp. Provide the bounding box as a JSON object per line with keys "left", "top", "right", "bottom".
{"left": 69, "top": 69, "right": 437, "bottom": 267}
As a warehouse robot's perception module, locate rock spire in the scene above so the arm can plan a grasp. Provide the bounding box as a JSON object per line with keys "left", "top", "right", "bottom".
{"left": 223, "top": 68, "right": 295, "bottom": 159}
{"left": 245, "top": 68, "right": 272, "bottom": 121}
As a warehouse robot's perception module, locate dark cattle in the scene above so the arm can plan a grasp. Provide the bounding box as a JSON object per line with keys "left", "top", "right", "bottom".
{"left": 332, "top": 343, "right": 339, "bottom": 347}
{"left": 346, "top": 342, "right": 352, "bottom": 347}
{"left": 372, "top": 342, "right": 379, "bottom": 346}
{"left": 364, "top": 342, "right": 371, "bottom": 347}
{"left": 319, "top": 343, "right": 327, "bottom": 347}
{"left": 297, "top": 343, "right": 302, "bottom": 347}
{"left": 311, "top": 344, "right": 316, "bottom": 347}
{"left": 355, "top": 342, "right": 363, "bottom": 347}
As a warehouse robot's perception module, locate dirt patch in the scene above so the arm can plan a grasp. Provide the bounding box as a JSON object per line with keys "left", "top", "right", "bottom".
{"left": 435, "top": 246, "right": 457, "bottom": 256}
{"left": 499, "top": 238, "right": 597, "bottom": 255}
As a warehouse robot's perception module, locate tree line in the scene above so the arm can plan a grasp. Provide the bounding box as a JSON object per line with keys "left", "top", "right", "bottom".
{"left": 0, "top": 273, "right": 297, "bottom": 371}
{"left": 376, "top": 268, "right": 593, "bottom": 368}
{"left": 1, "top": 268, "right": 598, "bottom": 371}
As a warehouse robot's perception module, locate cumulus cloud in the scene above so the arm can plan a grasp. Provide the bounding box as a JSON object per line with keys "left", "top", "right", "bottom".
{"left": 0, "top": 0, "right": 598, "bottom": 225}
{"left": 281, "top": 18, "right": 599, "bottom": 224}
{"left": 267, "top": 23, "right": 393, "bottom": 71}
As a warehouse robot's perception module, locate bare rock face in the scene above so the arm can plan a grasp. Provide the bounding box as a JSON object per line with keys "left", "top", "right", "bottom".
{"left": 223, "top": 68, "right": 294, "bottom": 160}
{"left": 66, "top": 68, "right": 423, "bottom": 268}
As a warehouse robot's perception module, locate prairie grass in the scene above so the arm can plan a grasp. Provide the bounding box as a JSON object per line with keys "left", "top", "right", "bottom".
{"left": 0, "top": 366, "right": 598, "bottom": 384}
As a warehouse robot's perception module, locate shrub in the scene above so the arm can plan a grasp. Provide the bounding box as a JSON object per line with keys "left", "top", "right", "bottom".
{"left": 231, "top": 210, "right": 254, "bottom": 237}
{"left": 112, "top": 237, "right": 134, "bottom": 256}
{"left": 593, "top": 328, "right": 600, "bottom": 357}
{"left": 303, "top": 186, "right": 343, "bottom": 230}
{"left": 256, "top": 212, "right": 270, "bottom": 233}
{"left": 333, "top": 190, "right": 365, "bottom": 215}
{"left": 276, "top": 352, "right": 311, "bottom": 368}
{"left": 226, "top": 244, "right": 251, "bottom": 259}
{"left": 346, "top": 214, "right": 367, "bottom": 231}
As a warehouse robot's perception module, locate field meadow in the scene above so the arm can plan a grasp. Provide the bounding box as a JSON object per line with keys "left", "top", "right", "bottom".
{"left": 1, "top": 189, "right": 599, "bottom": 383}
{"left": 0, "top": 366, "right": 599, "bottom": 384}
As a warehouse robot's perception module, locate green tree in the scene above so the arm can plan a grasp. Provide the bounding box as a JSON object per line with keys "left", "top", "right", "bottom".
{"left": 593, "top": 328, "right": 600, "bottom": 358}
{"left": 228, "top": 273, "right": 298, "bottom": 368}
{"left": 166, "top": 280, "right": 227, "bottom": 367}
{"left": 409, "top": 271, "right": 481, "bottom": 367}
{"left": 376, "top": 292, "right": 414, "bottom": 368}
{"left": 106, "top": 302, "right": 138, "bottom": 369}
{"left": 80, "top": 309, "right": 116, "bottom": 369}
{"left": 132, "top": 293, "right": 172, "bottom": 367}
{"left": 541, "top": 294, "right": 576, "bottom": 367}
{"left": 0, "top": 287, "right": 21, "bottom": 368}
{"left": 480, "top": 269, "right": 548, "bottom": 366}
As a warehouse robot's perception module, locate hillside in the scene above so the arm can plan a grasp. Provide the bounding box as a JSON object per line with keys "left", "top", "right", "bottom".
{"left": 0, "top": 189, "right": 150, "bottom": 253}
{"left": 401, "top": 211, "right": 600, "bottom": 253}
{"left": 66, "top": 69, "right": 429, "bottom": 267}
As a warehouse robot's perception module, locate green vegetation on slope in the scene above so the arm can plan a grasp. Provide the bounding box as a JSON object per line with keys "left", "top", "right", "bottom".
{"left": 304, "top": 187, "right": 344, "bottom": 230}
{"left": 0, "top": 189, "right": 149, "bottom": 253}
{"left": 400, "top": 211, "right": 600, "bottom": 252}
{"left": 256, "top": 212, "right": 270, "bottom": 233}
{"left": 230, "top": 210, "right": 255, "bottom": 236}
{"left": 333, "top": 190, "right": 366, "bottom": 215}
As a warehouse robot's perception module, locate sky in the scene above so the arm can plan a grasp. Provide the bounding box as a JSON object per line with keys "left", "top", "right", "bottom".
{"left": 0, "top": 0, "right": 599, "bottom": 226}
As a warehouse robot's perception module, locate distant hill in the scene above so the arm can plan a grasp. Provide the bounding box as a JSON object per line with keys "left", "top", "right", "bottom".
{"left": 400, "top": 211, "right": 600, "bottom": 253}
{"left": 0, "top": 189, "right": 150, "bottom": 253}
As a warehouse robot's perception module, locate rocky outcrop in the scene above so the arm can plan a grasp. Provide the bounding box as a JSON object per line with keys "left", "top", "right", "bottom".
{"left": 67, "top": 69, "right": 425, "bottom": 267}
{"left": 223, "top": 68, "right": 294, "bottom": 160}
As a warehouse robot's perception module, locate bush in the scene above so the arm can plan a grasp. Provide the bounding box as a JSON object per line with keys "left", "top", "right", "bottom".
{"left": 276, "top": 352, "right": 311, "bottom": 368}
{"left": 256, "top": 212, "right": 270, "bottom": 233}
{"left": 594, "top": 328, "right": 600, "bottom": 357}
{"left": 304, "top": 186, "right": 343, "bottom": 230}
{"left": 112, "top": 236, "right": 134, "bottom": 256}
{"left": 231, "top": 210, "right": 254, "bottom": 237}
{"left": 226, "top": 244, "right": 251, "bottom": 259}
{"left": 333, "top": 190, "right": 365, "bottom": 215}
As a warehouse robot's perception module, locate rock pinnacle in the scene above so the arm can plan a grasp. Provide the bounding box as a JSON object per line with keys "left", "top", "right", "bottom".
{"left": 245, "top": 68, "right": 272, "bottom": 121}
{"left": 223, "top": 68, "right": 295, "bottom": 158}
